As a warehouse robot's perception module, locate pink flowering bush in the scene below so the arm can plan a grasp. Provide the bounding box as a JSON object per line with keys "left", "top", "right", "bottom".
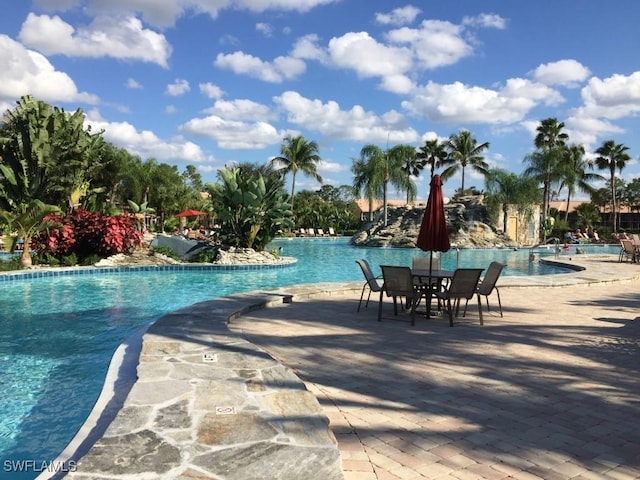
{"left": 32, "top": 209, "right": 143, "bottom": 262}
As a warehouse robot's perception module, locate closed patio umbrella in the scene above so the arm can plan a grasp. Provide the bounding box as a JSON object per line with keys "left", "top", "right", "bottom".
{"left": 175, "top": 209, "right": 207, "bottom": 218}
{"left": 416, "top": 175, "right": 451, "bottom": 317}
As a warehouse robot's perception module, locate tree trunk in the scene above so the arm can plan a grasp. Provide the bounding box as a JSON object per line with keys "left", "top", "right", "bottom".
{"left": 21, "top": 241, "right": 32, "bottom": 268}
{"left": 611, "top": 173, "right": 617, "bottom": 232}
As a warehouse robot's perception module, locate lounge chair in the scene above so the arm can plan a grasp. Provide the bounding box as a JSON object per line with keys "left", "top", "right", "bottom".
{"left": 328, "top": 227, "right": 337, "bottom": 236}
{"left": 307, "top": 228, "right": 316, "bottom": 237}
{"left": 476, "top": 262, "right": 505, "bottom": 317}
{"left": 378, "top": 265, "right": 425, "bottom": 326}
{"left": 619, "top": 239, "right": 637, "bottom": 263}
{"left": 355, "top": 259, "right": 383, "bottom": 312}
{"left": 317, "top": 228, "right": 325, "bottom": 236}
{"left": 433, "top": 268, "right": 484, "bottom": 327}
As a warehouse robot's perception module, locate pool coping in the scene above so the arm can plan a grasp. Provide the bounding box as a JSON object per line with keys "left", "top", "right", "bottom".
{"left": 38, "top": 253, "right": 640, "bottom": 478}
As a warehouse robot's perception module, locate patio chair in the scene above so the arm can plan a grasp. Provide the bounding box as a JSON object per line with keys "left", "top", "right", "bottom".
{"left": 355, "top": 259, "right": 383, "bottom": 312}
{"left": 619, "top": 239, "right": 637, "bottom": 263}
{"left": 476, "top": 262, "right": 505, "bottom": 317}
{"left": 433, "top": 268, "right": 484, "bottom": 327}
{"left": 378, "top": 265, "right": 425, "bottom": 326}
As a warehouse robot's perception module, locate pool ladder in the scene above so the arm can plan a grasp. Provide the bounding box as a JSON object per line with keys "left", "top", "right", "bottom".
{"left": 529, "top": 237, "right": 561, "bottom": 262}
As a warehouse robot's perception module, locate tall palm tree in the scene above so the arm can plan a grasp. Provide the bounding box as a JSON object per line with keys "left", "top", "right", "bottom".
{"left": 396, "top": 144, "right": 420, "bottom": 204}
{"left": 442, "top": 130, "right": 489, "bottom": 193}
{"left": 356, "top": 144, "right": 414, "bottom": 226}
{"left": 269, "top": 135, "right": 322, "bottom": 210}
{"left": 530, "top": 117, "right": 568, "bottom": 237}
{"left": 594, "top": 140, "right": 631, "bottom": 232}
{"left": 485, "top": 169, "right": 540, "bottom": 238}
{"left": 557, "top": 144, "right": 602, "bottom": 222}
{"left": 416, "top": 138, "right": 448, "bottom": 180}
{"left": 352, "top": 157, "right": 377, "bottom": 222}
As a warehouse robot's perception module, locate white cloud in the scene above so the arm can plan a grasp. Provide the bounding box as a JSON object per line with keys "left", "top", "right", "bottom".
{"left": 291, "top": 34, "right": 328, "bottom": 63}
{"left": 35, "top": 0, "right": 337, "bottom": 28}
{"left": 199, "top": 82, "right": 224, "bottom": 99}
{"left": 166, "top": 79, "right": 190, "bottom": 96}
{"left": 404, "top": 79, "right": 563, "bottom": 125}
{"left": 375, "top": 5, "right": 421, "bottom": 26}
{"left": 126, "top": 78, "right": 142, "bottom": 89}
{"left": 0, "top": 34, "right": 98, "bottom": 104}
{"left": 215, "top": 51, "right": 306, "bottom": 83}
{"left": 565, "top": 112, "right": 624, "bottom": 147}
{"left": 87, "top": 114, "right": 210, "bottom": 162}
{"left": 165, "top": 105, "right": 177, "bottom": 114}
{"left": 19, "top": 13, "right": 172, "bottom": 67}
{"left": 580, "top": 72, "right": 640, "bottom": 119}
{"left": 533, "top": 59, "right": 591, "bottom": 87}
{"left": 387, "top": 20, "right": 472, "bottom": 70}
{"left": 203, "top": 99, "right": 275, "bottom": 121}
{"left": 180, "top": 115, "right": 284, "bottom": 149}
{"left": 256, "top": 22, "right": 274, "bottom": 36}
{"left": 274, "top": 90, "right": 418, "bottom": 143}
{"left": 462, "top": 13, "right": 506, "bottom": 29}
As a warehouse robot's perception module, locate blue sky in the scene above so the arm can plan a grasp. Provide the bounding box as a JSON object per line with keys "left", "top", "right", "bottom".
{"left": 1, "top": 1, "right": 640, "bottom": 200}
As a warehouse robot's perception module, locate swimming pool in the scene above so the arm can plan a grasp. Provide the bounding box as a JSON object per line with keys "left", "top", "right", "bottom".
{"left": 0, "top": 238, "right": 620, "bottom": 478}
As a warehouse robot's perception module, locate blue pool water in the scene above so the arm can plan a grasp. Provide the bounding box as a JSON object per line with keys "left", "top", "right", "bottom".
{"left": 0, "top": 238, "right": 620, "bottom": 478}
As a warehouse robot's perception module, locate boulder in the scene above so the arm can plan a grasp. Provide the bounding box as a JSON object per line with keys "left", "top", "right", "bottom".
{"left": 351, "top": 196, "right": 516, "bottom": 249}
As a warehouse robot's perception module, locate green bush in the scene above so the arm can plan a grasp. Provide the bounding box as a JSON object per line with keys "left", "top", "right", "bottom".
{"left": 152, "top": 245, "right": 179, "bottom": 260}
{"left": 81, "top": 254, "right": 103, "bottom": 266}
{"left": 190, "top": 248, "right": 217, "bottom": 263}
{"left": 61, "top": 253, "right": 78, "bottom": 266}
{"left": 0, "top": 256, "right": 23, "bottom": 272}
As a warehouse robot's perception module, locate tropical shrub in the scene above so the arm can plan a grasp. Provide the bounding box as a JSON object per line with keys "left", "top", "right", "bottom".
{"left": 208, "top": 166, "right": 293, "bottom": 250}
{"left": 32, "top": 208, "right": 142, "bottom": 262}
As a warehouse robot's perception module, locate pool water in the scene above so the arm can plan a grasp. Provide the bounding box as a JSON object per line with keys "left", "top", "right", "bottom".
{"left": 0, "top": 238, "right": 620, "bottom": 477}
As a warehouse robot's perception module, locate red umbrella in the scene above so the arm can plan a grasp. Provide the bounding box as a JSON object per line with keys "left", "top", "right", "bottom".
{"left": 416, "top": 175, "right": 451, "bottom": 317}
{"left": 175, "top": 209, "right": 207, "bottom": 218}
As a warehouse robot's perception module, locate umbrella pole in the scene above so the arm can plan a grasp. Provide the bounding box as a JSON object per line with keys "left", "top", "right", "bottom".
{"left": 427, "top": 251, "right": 434, "bottom": 318}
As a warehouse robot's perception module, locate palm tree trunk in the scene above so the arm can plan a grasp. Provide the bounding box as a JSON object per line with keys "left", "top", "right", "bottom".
{"left": 611, "top": 171, "right": 617, "bottom": 232}
{"left": 502, "top": 204, "right": 509, "bottom": 235}
{"left": 565, "top": 192, "right": 571, "bottom": 223}
{"left": 290, "top": 173, "right": 297, "bottom": 210}
{"left": 383, "top": 180, "right": 388, "bottom": 227}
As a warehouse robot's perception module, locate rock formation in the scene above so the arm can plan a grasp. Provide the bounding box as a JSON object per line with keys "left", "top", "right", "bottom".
{"left": 351, "top": 196, "right": 517, "bottom": 249}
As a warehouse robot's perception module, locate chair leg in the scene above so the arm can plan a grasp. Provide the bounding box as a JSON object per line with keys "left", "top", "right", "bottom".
{"left": 447, "top": 298, "right": 454, "bottom": 327}
{"left": 377, "top": 290, "right": 384, "bottom": 322}
{"left": 358, "top": 284, "right": 367, "bottom": 312}
{"left": 477, "top": 295, "right": 483, "bottom": 325}
{"left": 496, "top": 288, "right": 503, "bottom": 317}
{"left": 365, "top": 289, "right": 373, "bottom": 308}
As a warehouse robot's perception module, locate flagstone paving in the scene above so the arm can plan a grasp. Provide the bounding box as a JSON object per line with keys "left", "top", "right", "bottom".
{"left": 65, "top": 255, "right": 640, "bottom": 479}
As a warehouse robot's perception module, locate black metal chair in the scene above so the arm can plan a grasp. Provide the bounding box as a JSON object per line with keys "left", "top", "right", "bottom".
{"left": 378, "top": 265, "right": 425, "bottom": 326}
{"left": 434, "top": 268, "right": 484, "bottom": 326}
{"left": 355, "top": 259, "right": 382, "bottom": 312}
{"left": 476, "top": 262, "right": 505, "bottom": 318}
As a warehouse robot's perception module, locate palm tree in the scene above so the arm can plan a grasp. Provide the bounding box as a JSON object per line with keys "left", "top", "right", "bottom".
{"left": 352, "top": 158, "right": 377, "bottom": 222}
{"left": 395, "top": 144, "right": 420, "bottom": 204}
{"left": 416, "top": 138, "right": 448, "bottom": 180}
{"left": 594, "top": 140, "right": 631, "bottom": 232}
{"left": 558, "top": 144, "right": 602, "bottom": 222}
{"left": 356, "top": 144, "right": 415, "bottom": 226}
{"left": 269, "top": 135, "right": 322, "bottom": 210}
{"left": 442, "top": 130, "right": 489, "bottom": 193}
{"left": 530, "top": 117, "right": 568, "bottom": 237}
{"left": 485, "top": 169, "right": 540, "bottom": 238}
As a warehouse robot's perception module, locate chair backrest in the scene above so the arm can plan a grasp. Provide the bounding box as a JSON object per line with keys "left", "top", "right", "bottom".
{"left": 478, "top": 262, "right": 504, "bottom": 295}
{"left": 621, "top": 239, "right": 635, "bottom": 254}
{"left": 412, "top": 256, "right": 440, "bottom": 271}
{"left": 447, "top": 268, "right": 483, "bottom": 300}
{"left": 356, "top": 259, "right": 381, "bottom": 291}
{"left": 632, "top": 234, "right": 640, "bottom": 245}
{"left": 380, "top": 265, "right": 415, "bottom": 297}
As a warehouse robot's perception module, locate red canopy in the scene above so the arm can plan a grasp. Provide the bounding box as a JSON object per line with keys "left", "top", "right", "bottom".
{"left": 417, "top": 175, "right": 450, "bottom": 254}
{"left": 175, "top": 209, "right": 207, "bottom": 218}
